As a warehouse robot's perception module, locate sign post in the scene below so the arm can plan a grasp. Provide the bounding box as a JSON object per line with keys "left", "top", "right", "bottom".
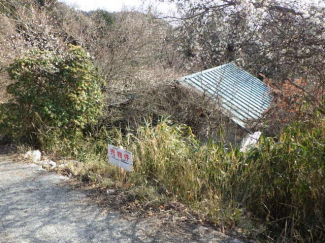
{"left": 108, "top": 144, "right": 133, "bottom": 172}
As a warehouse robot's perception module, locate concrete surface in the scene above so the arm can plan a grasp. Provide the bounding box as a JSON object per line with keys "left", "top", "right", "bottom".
{"left": 0, "top": 154, "right": 239, "bottom": 243}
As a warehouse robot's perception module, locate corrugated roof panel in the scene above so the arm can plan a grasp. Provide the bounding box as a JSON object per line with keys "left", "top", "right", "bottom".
{"left": 179, "top": 62, "right": 272, "bottom": 129}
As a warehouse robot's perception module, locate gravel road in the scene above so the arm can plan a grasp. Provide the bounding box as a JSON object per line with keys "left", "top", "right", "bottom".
{"left": 0, "top": 153, "right": 241, "bottom": 243}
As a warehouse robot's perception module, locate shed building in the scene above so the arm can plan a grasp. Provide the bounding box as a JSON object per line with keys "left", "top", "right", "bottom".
{"left": 178, "top": 62, "right": 273, "bottom": 146}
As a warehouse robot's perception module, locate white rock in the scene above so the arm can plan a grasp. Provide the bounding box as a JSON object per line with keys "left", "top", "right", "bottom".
{"left": 24, "top": 150, "right": 42, "bottom": 163}
{"left": 58, "top": 163, "right": 68, "bottom": 168}
{"left": 41, "top": 160, "right": 57, "bottom": 169}
{"left": 106, "top": 189, "right": 115, "bottom": 195}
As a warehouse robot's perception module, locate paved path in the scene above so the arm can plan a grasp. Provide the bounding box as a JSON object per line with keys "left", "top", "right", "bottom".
{"left": 0, "top": 154, "right": 240, "bottom": 243}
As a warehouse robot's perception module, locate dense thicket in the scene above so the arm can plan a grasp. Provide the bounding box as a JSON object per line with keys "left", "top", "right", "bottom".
{"left": 126, "top": 115, "right": 325, "bottom": 241}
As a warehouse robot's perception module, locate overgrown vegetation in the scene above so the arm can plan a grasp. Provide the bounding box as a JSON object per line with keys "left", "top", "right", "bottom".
{"left": 46, "top": 113, "right": 325, "bottom": 242}
{"left": 130, "top": 116, "right": 325, "bottom": 241}
{"left": 0, "top": 0, "right": 324, "bottom": 242}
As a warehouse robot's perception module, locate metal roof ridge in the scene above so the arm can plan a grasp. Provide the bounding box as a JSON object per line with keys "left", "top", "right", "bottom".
{"left": 178, "top": 62, "right": 235, "bottom": 81}
{"left": 178, "top": 62, "right": 273, "bottom": 129}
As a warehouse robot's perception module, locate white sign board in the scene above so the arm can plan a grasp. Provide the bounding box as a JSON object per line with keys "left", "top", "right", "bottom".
{"left": 108, "top": 144, "right": 133, "bottom": 171}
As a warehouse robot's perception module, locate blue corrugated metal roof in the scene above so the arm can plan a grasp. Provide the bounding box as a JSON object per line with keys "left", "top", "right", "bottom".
{"left": 179, "top": 62, "right": 272, "bottom": 128}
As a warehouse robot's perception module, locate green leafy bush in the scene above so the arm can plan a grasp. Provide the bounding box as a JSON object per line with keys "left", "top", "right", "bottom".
{"left": 0, "top": 45, "right": 103, "bottom": 145}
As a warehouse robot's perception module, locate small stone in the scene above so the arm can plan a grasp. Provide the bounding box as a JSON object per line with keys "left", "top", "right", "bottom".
{"left": 58, "top": 163, "right": 68, "bottom": 168}
{"left": 41, "top": 160, "right": 57, "bottom": 169}
{"left": 24, "top": 150, "right": 41, "bottom": 163}
{"left": 106, "top": 189, "right": 115, "bottom": 194}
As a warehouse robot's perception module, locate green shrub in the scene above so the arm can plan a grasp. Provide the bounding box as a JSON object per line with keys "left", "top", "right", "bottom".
{"left": 0, "top": 45, "right": 103, "bottom": 146}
